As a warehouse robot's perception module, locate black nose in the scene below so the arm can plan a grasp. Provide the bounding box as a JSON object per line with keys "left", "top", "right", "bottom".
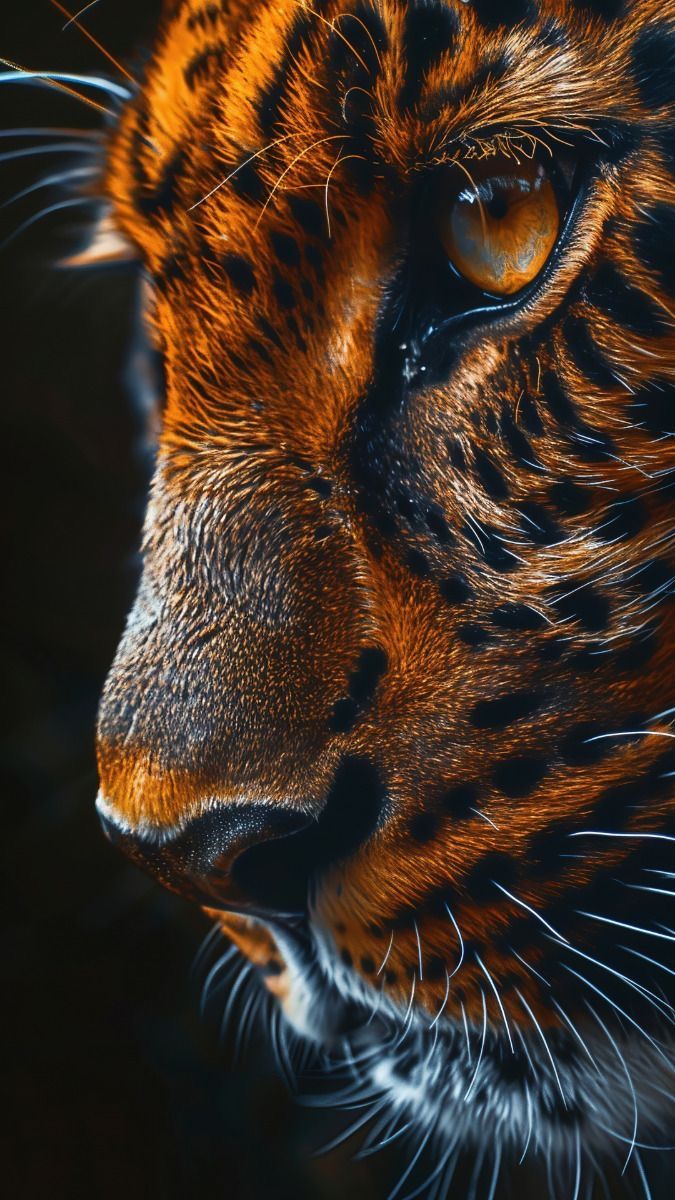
{"left": 98, "top": 803, "right": 312, "bottom": 917}
{"left": 99, "top": 756, "right": 387, "bottom": 917}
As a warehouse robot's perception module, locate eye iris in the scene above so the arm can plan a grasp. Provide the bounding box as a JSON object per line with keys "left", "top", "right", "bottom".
{"left": 441, "top": 161, "right": 560, "bottom": 296}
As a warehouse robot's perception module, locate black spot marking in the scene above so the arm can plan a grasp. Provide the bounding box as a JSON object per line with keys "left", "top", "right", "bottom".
{"left": 470, "top": 690, "right": 543, "bottom": 730}
{"left": 222, "top": 253, "right": 256, "bottom": 294}
{"left": 288, "top": 195, "right": 324, "bottom": 236}
{"left": 549, "top": 480, "right": 591, "bottom": 516}
{"left": 407, "top": 549, "right": 430, "bottom": 577}
{"left": 628, "top": 379, "right": 675, "bottom": 434}
{"left": 585, "top": 262, "right": 667, "bottom": 336}
{"left": 271, "top": 231, "right": 301, "bottom": 266}
{"left": 272, "top": 273, "right": 296, "bottom": 309}
{"left": 636, "top": 558, "right": 673, "bottom": 596}
{"left": 331, "top": 698, "right": 359, "bottom": 733}
{"left": 447, "top": 439, "right": 467, "bottom": 471}
{"left": 328, "top": 1, "right": 388, "bottom": 78}
{"left": 185, "top": 43, "right": 226, "bottom": 91}
{"left": 466, "top": 852, "right": 518, "bottom": 903}
{"left": 599, "top": 494, "right": 647, "bottom": 542}
{"left": 257, "top": 315, "right": 284, "bottom": 350}
{"left": 474, "top": 448, "right": 509, "bottom": 500}
{"left": 425, "top": 507, "right": 453, "bottom": 543}
{"left": 264, "top": 958, "right": 283, "bottom": 977}
{"left": 539, "top": 638, "right": 565, "bottom": 663}
{"left": 491, "top": 603, "right": 546, "bottom": 631}
{"left": 471, "top": 0, "right": 534, "bottom": 30}
{"left": 348, "top": 646, "right": 388, "bottom": 705}
{"left": 360, "top": 955, "right": 376, "bottom": 975}
{"left": 305, "top": 476, "right": 332, "bottom": 497}
{"left": 229, "top": 156, "right": 266, "bottom": 204}
{"left": 541, "top": 370, "right": 578, "bottom": 426}
{"left": 562, "top": 316, "right": 617, "bottom": 391}
{"left": 493, "top": 756, "right": 548, "bottom": 798}
{"left": 137, "top": 148, "right": 185, "bottom": 217}
{"left": 400, "top": 1, "right": 458, "bottom": 110}
{"left": 441, "top": 782, "right": 479, "bottom": 819}
{"left": 632, "top": 25, "right": 675, "bottom": 110}
{"left": 555, "top": 582, "right": 610, "bottom": 632}
{"left": 341, "top": 948, "right": 353, "bottom": 967}
{"left": 570, "top": 0, "right": 625, "bottom": 18}
{"left": 409, "top": 812, "right": 440, "bottom": 843}
{"left": 633, "top": 205, "right": 675, "bottom": 297}
{"left": 476, "top": 526, "right": 518, "bottom": 573}
{"left": 519, "top": 501, "right": 562, "bottom": 545}
{"left": 458, "top": 623, "right": 491, "bottom": 646}
{"left": 440, "top": 574, "right": 472, "bottom": 605}
{"left": 258, "top": 11, "right": 314, "bottom": 135}
{"left": 501, "top": 405, "right": 538, "bottom": 466}
{"left": 426, "top": 955, "right": 446, "bottom": 982}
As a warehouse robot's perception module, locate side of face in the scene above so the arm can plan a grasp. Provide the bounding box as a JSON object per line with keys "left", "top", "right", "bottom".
{"left": 96, "top": 0, "right": 675, "bottom": 1166}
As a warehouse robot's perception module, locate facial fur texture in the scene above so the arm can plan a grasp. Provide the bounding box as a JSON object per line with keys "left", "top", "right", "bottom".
{"left": 95, "top": 0, "right": 675, "bottom": 1188}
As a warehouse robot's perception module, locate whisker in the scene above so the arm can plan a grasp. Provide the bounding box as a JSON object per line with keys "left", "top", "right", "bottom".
{"left": 254, "top": 133, "right": 346, "bottom": 230}
{"left": 376, "top": 928, "right": 395, "bottom": 976}
{"left": 0, "top": 195, "right": 98, "bottom": 251}
{"left": 463, "top": 988, "right": 487, "bottom": 1101}
{"left": 62, "top": 0, "right": 102, "bottom": 28}
{"left": 0, "top": 60, "right": 130, "bottom": 105}
{"left": 560, "top": 964, "right": 670, "bottom": 1067}
{"left": 0, "top": 143, "right": 97, "bottom": 165}
{"left": 585, "top": 1001, "right": 639, "bottom": 1174}
{"left": 444, "top": 901, "right": 465, "bottom": 977}
{"left": 515, "top": 987, "right": 567, "bottom": 1107}
{"left": 0, "top": 127, "right": 100, "bottom": 140}
{"left": 1, "top": 165, "right": 96, "bottom": 210}
{"left": 51, "top": 1, "right": 137, "bottom": 85}
{"left": 475, "top": 953, "right": 514, "bottom": 1052}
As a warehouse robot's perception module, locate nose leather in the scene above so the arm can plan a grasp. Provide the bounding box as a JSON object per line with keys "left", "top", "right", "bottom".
{"left": 98, "top": 803, "right": 312, "bottom": 917}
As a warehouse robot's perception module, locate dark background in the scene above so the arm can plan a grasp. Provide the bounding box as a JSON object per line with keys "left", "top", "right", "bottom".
{"left": 1, "top": 5, "right": 671, "bottom": 1199}
{"left": 1, "top": 3, "right": 395, "bottom": 1197}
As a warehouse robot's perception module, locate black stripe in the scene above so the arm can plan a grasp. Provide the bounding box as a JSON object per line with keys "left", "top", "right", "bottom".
{"left": 400, "top": 0, "right": 458, "bottom": 111}
{"left": 584, "top": 262, "right": 666, "bottom": 336}
{"left": 258, "top": 11, "right": 315, "bottom": 136}
{"left": 632, "top": 25, "right": 675, "bottom": 111}
{"left": 471, "top": 0, "right": 535, "bottom": 29}
{"left": 633, "top": 204, "right": 675, "bottom": 298}
{"left": 562, "top": 315, "right": 617, "bottom": 391}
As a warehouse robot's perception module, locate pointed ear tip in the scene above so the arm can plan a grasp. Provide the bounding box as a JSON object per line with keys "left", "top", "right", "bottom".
{"left": 59, "top": 214, "right": 136, "bottom": 269}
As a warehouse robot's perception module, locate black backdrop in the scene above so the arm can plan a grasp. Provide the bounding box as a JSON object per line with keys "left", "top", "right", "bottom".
{"left": 0, "top": 3, "right": 387, "bottom": 1197}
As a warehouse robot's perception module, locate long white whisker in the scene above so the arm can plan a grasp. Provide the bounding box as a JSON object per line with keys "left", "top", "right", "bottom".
{"left": 1, "top": 195, "right": 97, "bottom": 250}
{"left": 1, "top": 166, "right": 96, "bottom": 209}
{"left": 444, "top": 902, "right": 465, "bottom": 977}
{"left": 463, "top": 988, "right": 487, "bottom": 1101}
{"left": 0, "top": 69, "right": 130, "bottom": 100}
{"left": 475, "top": 953, "right": 514, "bottom": 1052}
{"left": 515, "top": 987, "right": 567, "bottom": 1106}
{"left": 585, "top": 1001, "right": 639, "bottom": 1174}
{"left": 0, "top": 142, "right": 96, "bottom": 164}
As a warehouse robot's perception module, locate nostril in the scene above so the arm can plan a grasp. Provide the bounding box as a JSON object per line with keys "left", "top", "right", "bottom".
{"left": 97, "top": 797, "right": 313, "bottom": 915}
{"left": 97, "top": 756, "right": 386, "bottom": 918}
{"left": 231, "top": 756, "right": 386, "bottom": 911}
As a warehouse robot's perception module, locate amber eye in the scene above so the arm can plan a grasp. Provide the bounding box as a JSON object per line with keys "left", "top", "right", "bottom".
{"left": 439, "top": 156, "right": 561, "bottom": 296}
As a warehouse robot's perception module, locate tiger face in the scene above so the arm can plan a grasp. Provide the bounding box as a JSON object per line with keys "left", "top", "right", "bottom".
{"left": 95, "top": 0, "right": 675, "bottom": 1179}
